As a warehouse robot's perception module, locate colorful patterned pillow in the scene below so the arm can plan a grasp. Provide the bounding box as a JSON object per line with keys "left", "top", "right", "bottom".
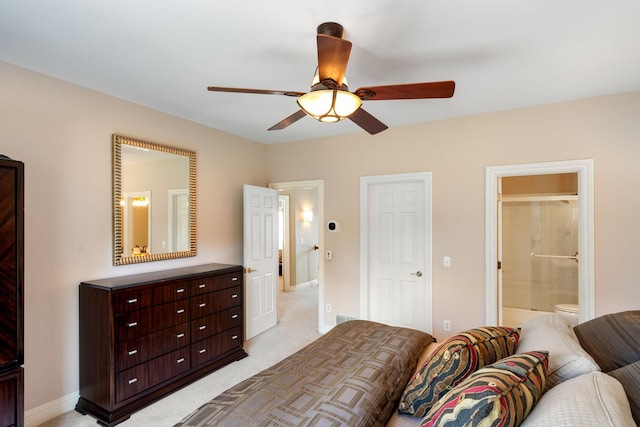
{"left": 420, "top": 351, "right": 548, "bottom": 427}
{"left": 399, "top": 326, "right": 520, "bottom": 417}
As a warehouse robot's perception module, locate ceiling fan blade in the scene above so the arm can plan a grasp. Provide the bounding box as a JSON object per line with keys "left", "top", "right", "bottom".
{"left": 207, "top": 86, "right": 305, "bottom": 97}
{"left": 317, "top": 34, "right": 352, "bottom": 87}
{"left": 268, "top": 110, "right": 307, "bottom": 131}
{"left": 349, "top": 108, "right": 388, "bottom": 135}
{"left": 355, "top": 81, "right": 455, "bottom": 101}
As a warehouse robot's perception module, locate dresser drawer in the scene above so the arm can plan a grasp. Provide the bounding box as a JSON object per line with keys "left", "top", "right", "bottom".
{"left": 153, "top": 281, "right": 191, "bottom": 304}
{"left": 147, "top": 347, "right": 191, "bottom": 386}
{"left": 191, "top": 286, "right": 241, "bottom": 318}
{"left": 191, "top": 326, "right": 242, "bottom": 367}
{"left": 114, "top": 288, "right": 153, "bottom": 313}
{"left": 116, "top": 364, "right": 149, "bottom": 403}
{"left": 115, "top": 308, "right": 153, "bottom": 340}
{"left": 152, "top": 300, "right": 191, "bottom": 330}
{"left": 116, "top": 323, "right": 190, "bottom": 372}
{"left": 191, "top": 272, "right": 242, "bottom": 295}
{"left": 191, "top": 306, "right": 242, "bottom": 342}
{"left": 116, "top": 348, "right": 191, "bottom": 403}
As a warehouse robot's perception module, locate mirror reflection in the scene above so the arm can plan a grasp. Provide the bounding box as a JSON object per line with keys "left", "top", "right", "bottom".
{"left": 113, "top": 134, "right": 196, "bottom": 265}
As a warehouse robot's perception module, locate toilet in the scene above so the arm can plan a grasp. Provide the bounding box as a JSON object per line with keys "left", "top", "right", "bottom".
{"left": 554, "top": 303, "right": 580, "bottom": 326}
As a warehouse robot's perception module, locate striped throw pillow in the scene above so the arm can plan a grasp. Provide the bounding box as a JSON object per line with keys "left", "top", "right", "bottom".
{"left": 399, "top": 326, "right": 520, "bottom": 417}
{"left": 420, "top": 351, "right": 548, "bottom": 427}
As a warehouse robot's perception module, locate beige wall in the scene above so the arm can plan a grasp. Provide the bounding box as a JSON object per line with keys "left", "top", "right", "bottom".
{"left": 266, "top": 91, "right": 640, "bottom": 339}
{"left": 0, "top": 62, "right": 267, "bottom": 414}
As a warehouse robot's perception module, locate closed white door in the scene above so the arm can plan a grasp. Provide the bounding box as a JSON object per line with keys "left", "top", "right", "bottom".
{"left": 361, "top": 173, "right": 432, "bottom": 332}
{"left": 243, "top": 184, "right": 279, "bottom": 339}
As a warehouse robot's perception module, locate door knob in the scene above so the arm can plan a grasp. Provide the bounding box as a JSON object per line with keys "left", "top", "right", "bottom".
{"left": 411, "top": 271, "right": 423, "bottom": 277}
{"left": 244, "top": 267, "right": 257, "bottom": 273}
{"left": 313, "top": 245, "right": 319, "bottom": 251}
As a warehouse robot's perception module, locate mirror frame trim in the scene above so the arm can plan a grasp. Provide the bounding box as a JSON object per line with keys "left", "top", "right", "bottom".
{"left": 112, "top": 134, "right": 197, "bottom": 265}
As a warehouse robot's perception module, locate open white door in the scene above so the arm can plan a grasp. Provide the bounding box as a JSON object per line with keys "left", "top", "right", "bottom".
{"left": 243, "top": 184, "right": 279, "bottom": 340}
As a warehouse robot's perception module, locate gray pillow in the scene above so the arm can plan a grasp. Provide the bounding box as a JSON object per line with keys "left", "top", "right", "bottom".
{"left": 609, "top": 361, "right": 640, "bottom": 426}
{"left": 517, "top": 313, "right": 599, "bottom": 389}
{"left": 573, "top": 310, "right": 640, "bottom": 372}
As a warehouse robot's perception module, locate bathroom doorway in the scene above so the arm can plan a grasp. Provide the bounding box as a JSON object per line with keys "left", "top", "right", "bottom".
{"left": 485, "top": 160, "right": 595, "bottom": 326}
{"left": 500, "top": 175, "right": 578, "bottom": 327}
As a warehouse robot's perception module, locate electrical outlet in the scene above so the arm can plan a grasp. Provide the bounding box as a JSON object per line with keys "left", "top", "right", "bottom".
{"left": 326, "top": 304, "right": 332, "bottom": 313}
{"left": 443, "top": 320, "right": 451, "bottom": 331}
{"left": 444, "top": 256, "right": 451, "bottom": 267}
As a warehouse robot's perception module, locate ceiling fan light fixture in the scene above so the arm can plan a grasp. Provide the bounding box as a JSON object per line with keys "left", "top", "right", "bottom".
{"left": 297, "top": 89, "right": 361, "bottom": 123}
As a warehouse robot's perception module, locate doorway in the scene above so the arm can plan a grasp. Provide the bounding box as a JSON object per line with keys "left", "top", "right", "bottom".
{"left": 500, "top": 175, "right": 579, "bottom": 327}
{"left": 269, "top": 180, "right": 323, "bottom": 332}
{"left": 485, "top": 160, "right": 595, "bottom": 326}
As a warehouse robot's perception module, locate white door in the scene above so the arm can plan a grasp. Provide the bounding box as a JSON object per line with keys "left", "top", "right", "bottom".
{"left": 243, "top": 184, "right": 279, "bottom": 339}
{"left": 361, "top": 173, "right": 432, "bottom": 332}
{"left": 169, "top": 189, "right": 189, "bottom": 252}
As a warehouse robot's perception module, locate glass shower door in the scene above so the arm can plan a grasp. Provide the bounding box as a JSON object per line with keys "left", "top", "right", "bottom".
{"left": 501, "top": 197, "right": 578, "bottom": 319}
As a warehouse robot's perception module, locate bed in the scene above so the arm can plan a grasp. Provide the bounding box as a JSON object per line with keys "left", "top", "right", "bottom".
{"left": 175, "top": 320, "right": 435, "bottom": 427}
{"left": 175, "top": 312, "right": 640, "bottom": 427}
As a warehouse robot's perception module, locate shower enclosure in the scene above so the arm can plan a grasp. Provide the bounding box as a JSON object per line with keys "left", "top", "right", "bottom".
{"left": 501, "top": 195, "right": 579, "bottom": 327}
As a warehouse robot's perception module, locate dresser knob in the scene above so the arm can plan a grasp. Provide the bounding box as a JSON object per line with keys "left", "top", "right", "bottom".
{"left": 199, "top": 349, "right": 206, "bottom": 354}
{"left": 231, "top": 314, "right": 238, "bottom": 319}
{"left": 199, "top": 303, "right": 206, "bottom": 308}
{"left": 231, "top": 335, "right": 238, "bottom": 340}
{"left": 231, "top": 294, "right": 238, "bottom": 299}
{"left": 231, "top": 277, "right": 238, "bottom": 281}
{"left": 177, "top": 288, "right": 185, "bottom": 293}
{"left": 128, "top": 322, "right": 138, "bottom": 328}
{"left": 128, "top": 349, "right": 138, "bottom": 356}
{"left": 176, "top": 333, "right": 185, "bottom": 338}
{"left": 198, "top": 325, "right": 206, "bottom": 331}
{"left": 128, "top": 378, "right": 138, "bottom": 385}
{"left": 177, "top": 309, "right": 185, "bottom": 314}
{"left": 127, "top": 298, "right": 138, "bottom": 304}
{"left": 177, "top": 358, "right": 185, "bottom": 364}
{"left": 198, "top": 283, "right": 206, "bottom": 289}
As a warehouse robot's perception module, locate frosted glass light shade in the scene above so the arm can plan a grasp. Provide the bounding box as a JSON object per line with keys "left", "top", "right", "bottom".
{"left": 297, "top": 89, "right": 362, "bottom": 123}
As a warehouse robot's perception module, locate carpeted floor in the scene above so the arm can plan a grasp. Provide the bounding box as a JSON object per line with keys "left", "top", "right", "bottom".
{"left": 38, "top": 284, "right": 320, "bottom": 426}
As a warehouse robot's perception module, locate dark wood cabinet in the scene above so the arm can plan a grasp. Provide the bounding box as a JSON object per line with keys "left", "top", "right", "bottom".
{"left": 0, "top": 156, "right": 24, "bottom": 427}
{"left": 76, "top": 264, "right": 247, "bottom": 426}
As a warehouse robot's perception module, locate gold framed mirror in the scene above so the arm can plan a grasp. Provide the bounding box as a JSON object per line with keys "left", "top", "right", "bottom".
{"left": 113, "top": 134, "right": 196, "bottom": 265}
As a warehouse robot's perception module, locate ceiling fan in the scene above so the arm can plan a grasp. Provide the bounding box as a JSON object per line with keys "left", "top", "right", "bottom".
{"left": 207, "top": 22, "right": 455, "bottom": 135}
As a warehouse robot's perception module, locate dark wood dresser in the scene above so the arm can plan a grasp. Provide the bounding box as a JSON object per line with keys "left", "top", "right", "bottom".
{"left": 0, "top": 156, "right": 24, "bottom": 427}
{"left": 76, "top": 263, "right": 247, "bottom": 426}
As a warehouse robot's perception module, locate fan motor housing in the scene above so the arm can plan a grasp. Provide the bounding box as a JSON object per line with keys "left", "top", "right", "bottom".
{"left": 317, "top": 22, "right": 343, "bottom": 38}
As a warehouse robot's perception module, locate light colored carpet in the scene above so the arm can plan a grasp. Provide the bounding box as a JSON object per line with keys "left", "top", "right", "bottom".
{"left": 38, "top": 284, "right": 320, "bottom": 426}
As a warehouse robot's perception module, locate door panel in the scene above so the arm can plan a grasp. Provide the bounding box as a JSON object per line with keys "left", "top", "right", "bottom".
{"left": 363, "top": 174, "right": 432, "bottom": 332}
{"left": 243, "top": 185, "right": 278, "bottom": 339}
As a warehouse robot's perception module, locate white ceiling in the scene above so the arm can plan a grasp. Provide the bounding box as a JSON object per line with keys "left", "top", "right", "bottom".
{"left": 2, "top": 0, "right": 639, "bottom": 144}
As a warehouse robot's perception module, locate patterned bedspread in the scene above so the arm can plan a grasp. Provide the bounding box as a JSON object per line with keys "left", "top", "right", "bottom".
{"left": 174, "top": 320, "right": 434, "bottom": 427}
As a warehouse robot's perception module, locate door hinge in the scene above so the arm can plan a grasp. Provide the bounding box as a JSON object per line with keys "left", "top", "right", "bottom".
{"left": 497, "top": 260, "right": 502, "bottom": 270}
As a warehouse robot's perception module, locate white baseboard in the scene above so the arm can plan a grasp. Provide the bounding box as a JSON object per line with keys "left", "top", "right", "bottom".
{"left": 294, "top": 279, "right": 318, "bottom": 288}
{"left": 320, "top": 323, "right": 334, "bottom": 334}
{"left": 25, "top": 391, "right": 79, "bottom": 427}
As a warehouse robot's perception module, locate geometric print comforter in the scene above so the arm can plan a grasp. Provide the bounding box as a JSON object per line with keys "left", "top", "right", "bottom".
{"left": 174, "top": 320, "right": 434, "bottom": 427}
